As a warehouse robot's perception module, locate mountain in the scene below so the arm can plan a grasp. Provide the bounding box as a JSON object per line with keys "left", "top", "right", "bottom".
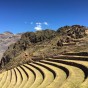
{"left": 1, "top": 25, "right": 88, "bottom": 70}
{"left": 0, "top": 31, "right": 22, "bottom": 61}
{"left": 0, "top": 25, "right": 88, "bottom": 88}
{"left": 3, "top": 31, "right": 13, "bottom": 35}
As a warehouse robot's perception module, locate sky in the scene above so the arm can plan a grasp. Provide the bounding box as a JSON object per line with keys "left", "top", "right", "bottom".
{"left": 0, "top": 0, "right": 88, "bottom": 33}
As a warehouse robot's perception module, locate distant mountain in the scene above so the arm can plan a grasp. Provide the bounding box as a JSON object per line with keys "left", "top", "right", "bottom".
{"left": 0, "top": 31, "right": 22, "bottom": 61}
{"left": 3, "top": 31, "right": 13, "bottom": 35}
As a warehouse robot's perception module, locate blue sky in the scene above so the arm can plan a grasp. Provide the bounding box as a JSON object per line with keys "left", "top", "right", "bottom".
{"left": 0, "top": 0, "right": 88, "bottom": 33}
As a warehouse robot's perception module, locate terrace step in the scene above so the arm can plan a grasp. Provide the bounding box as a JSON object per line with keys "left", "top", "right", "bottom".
{"left": 7, "top": 69, "right": 17, "bottom": 88}
{"left": 38, "top": 60, "right": 67, "bottom": 88}
{"left": 25, "top": 63, "right": 43, "bottom": 88}
{"left": 31, "top": 62, "right": 55, "bottom": 88}
{"left": 20, "top": 65, "right": 35, "bottom": 88}
{"left": 2, "top": 70, "right": 12, "bottom": 88}
{"left": 0, "top": 71, "right": 8, "bottom": 88}
{"left": 55, "top": 59, "right": 88, "bottom": 88}
{"left": 45, "top": 59, "right": 84, "bottom": 88}
{"left": 17, "top": 66, "right": 28, "bottom": 88}
{"left": 13, "top": 67, "right": 22, "bottom": 88}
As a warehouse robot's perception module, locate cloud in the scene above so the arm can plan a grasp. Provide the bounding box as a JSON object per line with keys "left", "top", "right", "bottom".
{"left": 44, "top": 22, "right": 48, "bottom": 25}
{"left": 34, "top": 24, "right": 42, "bottom": 31}
{"left": 34, "top": 22, "right": 48, "bottom": 31}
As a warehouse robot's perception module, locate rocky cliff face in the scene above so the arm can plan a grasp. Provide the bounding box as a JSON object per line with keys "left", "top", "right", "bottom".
{"left": 0, "top": 31, "right": 21, "bottom": 61}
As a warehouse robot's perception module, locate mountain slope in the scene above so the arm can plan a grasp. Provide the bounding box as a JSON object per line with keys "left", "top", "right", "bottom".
{"left": 1, "top": 25, "right": 88, "bottom": 70}
{"left": 0, "top": 32, "right": 21, "bottom": 61}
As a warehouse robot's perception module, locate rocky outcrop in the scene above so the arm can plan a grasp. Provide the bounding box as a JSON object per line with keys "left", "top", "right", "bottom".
{"left": 57, "top": 25, "right": 87, "bottom": 38}
{"left": 57, "top": 25, "right": 88, "bottom": 46}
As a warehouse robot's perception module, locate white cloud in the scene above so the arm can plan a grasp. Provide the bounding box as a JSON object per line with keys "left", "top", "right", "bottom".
{"left": 34, "top": 22, "right": 48, "bottom": 31}
{"left": 34, "top": 24, "right": 42, "bottom": 31}
{"left": 44, "top": 22, "right": 48, "bottom": 25}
